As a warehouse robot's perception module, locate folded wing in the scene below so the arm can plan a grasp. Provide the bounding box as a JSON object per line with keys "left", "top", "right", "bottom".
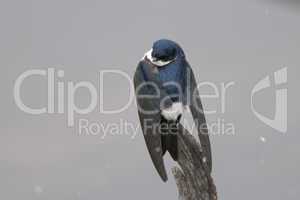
{"left": 186, "top": 64, "right": 212, "bottom": 173}
{"left": 134, "top": 61, "right": 173, "bottom": 182}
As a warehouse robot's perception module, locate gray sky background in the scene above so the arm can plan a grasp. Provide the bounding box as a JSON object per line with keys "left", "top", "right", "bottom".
{"left": 0, "top": 0, "right": 299, "bottom": 199}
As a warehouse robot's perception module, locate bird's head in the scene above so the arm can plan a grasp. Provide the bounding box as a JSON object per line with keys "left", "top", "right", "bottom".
{"left": 144, "top": 39, "right": 185, "bottom": 67}
{"left": 152, "top": 39, "right": 177, "bottom": 62}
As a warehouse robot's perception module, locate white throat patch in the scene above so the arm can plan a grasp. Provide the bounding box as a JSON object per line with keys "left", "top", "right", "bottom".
{"left": 142, "top": 49, "right": 174, "bottom": 67}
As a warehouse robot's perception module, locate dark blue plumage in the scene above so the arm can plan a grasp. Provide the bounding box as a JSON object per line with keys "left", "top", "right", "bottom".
{"left": 151, "top": 39, "right": 187, "bottom": 103}
{"left": 135, "top": 39, "right": 212, "bottom": 182}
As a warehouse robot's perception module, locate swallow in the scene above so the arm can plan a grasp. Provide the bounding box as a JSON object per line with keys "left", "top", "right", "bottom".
{"left": 134, "top": 39, "right": 212, "bottom": 182}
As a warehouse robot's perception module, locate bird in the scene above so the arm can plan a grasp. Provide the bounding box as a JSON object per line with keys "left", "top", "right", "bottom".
{"left": 134, "top": 39, "right": 212, "bottom": 182}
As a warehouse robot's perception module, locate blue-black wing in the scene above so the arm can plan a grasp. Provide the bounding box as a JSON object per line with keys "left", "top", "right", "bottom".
{"left": 134, "top": 60, "right": 173, "bottom": 182}
{"left": 185, "top": 64, "right": 212, "bottom": 173}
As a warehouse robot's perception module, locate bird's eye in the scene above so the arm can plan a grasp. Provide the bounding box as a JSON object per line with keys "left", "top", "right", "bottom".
{"left": 153, "top": 53, "right": 159, "bottom": 59}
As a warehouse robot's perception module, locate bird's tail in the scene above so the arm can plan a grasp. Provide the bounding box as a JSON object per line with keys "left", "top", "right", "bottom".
{"left": 161, "top": 133, "right": 178, "bottom": 161}
{"left": 161, "top": 117, "right": 179, "bottom": 161}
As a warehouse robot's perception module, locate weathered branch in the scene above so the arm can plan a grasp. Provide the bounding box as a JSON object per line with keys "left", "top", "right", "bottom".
{"left": 172, "top": 125, "right": 217, "bottom": 200}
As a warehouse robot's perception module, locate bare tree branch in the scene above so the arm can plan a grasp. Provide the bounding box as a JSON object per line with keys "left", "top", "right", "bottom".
{"left": 172, "top": 125, "right": 217, "bottom": 200}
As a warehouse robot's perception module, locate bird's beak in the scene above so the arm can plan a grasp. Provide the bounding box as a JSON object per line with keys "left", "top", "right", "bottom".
{"left": 152, "top": 57, "right": 159, "bottom": 62}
